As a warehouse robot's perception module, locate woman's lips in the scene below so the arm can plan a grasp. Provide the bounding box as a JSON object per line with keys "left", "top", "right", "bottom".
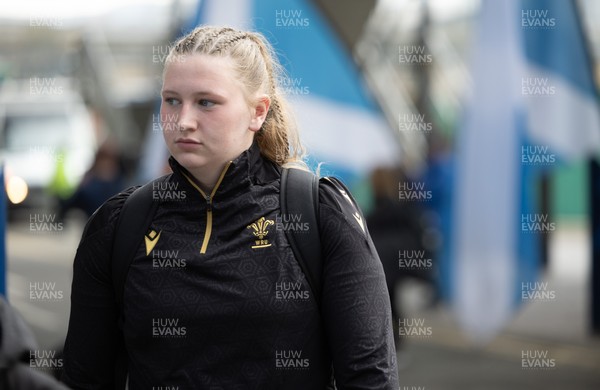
{"left": 175, "top": 138, "right": 202, "bottom": 149}
{"left": 175, "top": 138, "right": 201, "bottom": 144}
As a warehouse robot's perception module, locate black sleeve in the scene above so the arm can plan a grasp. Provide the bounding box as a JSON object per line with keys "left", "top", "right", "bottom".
{"left": 61, "top": 188, "right": 135, "bottom": 389}
{"left": 318, "top": 178, "right": 399, "bottom": 389}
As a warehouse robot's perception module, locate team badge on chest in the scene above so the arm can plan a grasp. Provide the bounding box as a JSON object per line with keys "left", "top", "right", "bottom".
{"left": 246, "top": 216, "right": 274, "bottom": 249}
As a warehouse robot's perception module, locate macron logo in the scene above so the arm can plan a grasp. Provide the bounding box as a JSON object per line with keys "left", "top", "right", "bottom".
{"left": 145, "top": 229, "right": 162, "bottom": 255}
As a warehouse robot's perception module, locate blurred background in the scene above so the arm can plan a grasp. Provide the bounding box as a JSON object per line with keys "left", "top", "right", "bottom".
{"left": 1, "top": 0, "right": 600, "bottom": 388}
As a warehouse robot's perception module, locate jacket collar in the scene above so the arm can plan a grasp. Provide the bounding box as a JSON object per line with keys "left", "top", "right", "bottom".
{"left": 168, "top": 141, "right": 280, "bottom": 201}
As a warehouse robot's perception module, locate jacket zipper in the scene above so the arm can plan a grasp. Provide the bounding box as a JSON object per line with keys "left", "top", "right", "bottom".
{"left": 182, "top": 162, "right": 232, "bottom": 254}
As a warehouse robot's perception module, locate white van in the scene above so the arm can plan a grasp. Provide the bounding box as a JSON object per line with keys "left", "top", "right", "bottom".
{"left": 0, "top": 78, "right": 97, "bottom": 213}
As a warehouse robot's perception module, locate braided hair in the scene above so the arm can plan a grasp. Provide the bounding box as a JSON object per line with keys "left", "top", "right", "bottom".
{"left": 165, "top": 25, "right": 305, "bottom": 167}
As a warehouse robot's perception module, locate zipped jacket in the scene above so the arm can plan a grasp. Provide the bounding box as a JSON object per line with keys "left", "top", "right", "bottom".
{"left": 62, "top": 142, "right": 399, "bottom": 389}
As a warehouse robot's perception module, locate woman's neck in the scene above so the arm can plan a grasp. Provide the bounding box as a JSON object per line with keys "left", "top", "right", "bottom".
{"left": 187, "top": 164, "right": 226, "bottom": 194}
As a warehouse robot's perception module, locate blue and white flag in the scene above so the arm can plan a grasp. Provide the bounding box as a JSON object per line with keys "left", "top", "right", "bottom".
{"left": 193, "top": 0, "right": 400, "bottom": 185}
{"left": 521, "top": 0, "right": 600, "bottom": 160}
{"left": 450, "top": 0, "right": 526, "bottom": 343}
{"left": 448, "top": 0, "right": 600, "bottom": 342}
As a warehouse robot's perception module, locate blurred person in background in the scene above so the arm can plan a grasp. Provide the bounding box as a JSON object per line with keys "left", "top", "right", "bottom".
{"left": 62, "top": 25, "right": 398, "bottom": 389}
{"left": 366, "top": 166, "right": 436, "bottom": 349}
{"left": 0, "top": 297, "right": 70, "bottom": 389}
{"left": 59, "top": 139, "right": 125, "bottom": 219}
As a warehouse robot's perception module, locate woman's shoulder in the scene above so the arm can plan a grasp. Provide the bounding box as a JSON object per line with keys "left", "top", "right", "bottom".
{"left": 318, "top": 177, "right": 361, "bottom": 215}
{"left": 79, "top": 185, "right": 138, "bottom": 241}
{"left": 317, "top": 176, "right": 367, "bottom": 237}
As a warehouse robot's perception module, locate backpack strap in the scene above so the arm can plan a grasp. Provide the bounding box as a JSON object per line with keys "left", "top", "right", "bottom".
{"left": 111, "top": 175, "right": 170, "bottom": 311}
{"left": 280, "top": 168, "right": 323, "bottom": 306}
{"left": 110, "top": 175, "right": 169, "bottom": 389}
{"left": 280, "top": 169, "right": 337, "bottom": 389}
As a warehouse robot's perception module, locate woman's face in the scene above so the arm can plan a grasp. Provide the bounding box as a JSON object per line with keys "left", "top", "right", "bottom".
{"left": 160, "top": 54, "right": 268, "bottom": 177}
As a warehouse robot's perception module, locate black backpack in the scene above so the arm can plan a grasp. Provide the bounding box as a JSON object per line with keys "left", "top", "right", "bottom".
{"left": 111, "top": 167, "right": 323, "bottom": 310}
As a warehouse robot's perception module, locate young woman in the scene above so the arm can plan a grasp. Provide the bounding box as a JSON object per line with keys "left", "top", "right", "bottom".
{"left": 62, "top": 26, "right": 398, "bottom": 389}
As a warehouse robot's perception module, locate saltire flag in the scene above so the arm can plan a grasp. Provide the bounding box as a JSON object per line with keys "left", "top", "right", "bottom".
{"left": 140, "top": 0, "right": 400, "bottom": 188}
{"left": 445, "top": 0, "right": 600, "bottom": 342}
{"left": 521, "top": 0, "right": 600, "bottom": 160}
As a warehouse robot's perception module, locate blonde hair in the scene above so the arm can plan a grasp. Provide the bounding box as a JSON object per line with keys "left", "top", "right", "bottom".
{"left": 165, "top": 25, "right": 306, "bottom": 167}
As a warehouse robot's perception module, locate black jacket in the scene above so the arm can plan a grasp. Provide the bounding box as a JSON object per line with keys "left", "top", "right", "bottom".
{"left": 62, "top": 143, "right": 398, "bottom": 389}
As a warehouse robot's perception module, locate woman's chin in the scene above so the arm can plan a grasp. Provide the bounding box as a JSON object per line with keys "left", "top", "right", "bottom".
{"left": 171, "top": 153, "right": 209, "bottom": 172}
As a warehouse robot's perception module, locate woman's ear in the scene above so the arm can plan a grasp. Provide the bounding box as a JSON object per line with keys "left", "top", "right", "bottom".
{"left": 249, "top": 95, "right": 271, "bottom": 132}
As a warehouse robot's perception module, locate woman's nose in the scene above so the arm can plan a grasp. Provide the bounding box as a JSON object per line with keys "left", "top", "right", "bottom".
{"left": 177, "top": 104, "right": 197, "bottom": 132}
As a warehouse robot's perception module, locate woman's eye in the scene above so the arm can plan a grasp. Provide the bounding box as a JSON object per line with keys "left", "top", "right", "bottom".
{"left": 164, "top": 97, "right": 180, "bottom": 106}
{"left": 198, "top": 99, "right": 215, "bottom": 108}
